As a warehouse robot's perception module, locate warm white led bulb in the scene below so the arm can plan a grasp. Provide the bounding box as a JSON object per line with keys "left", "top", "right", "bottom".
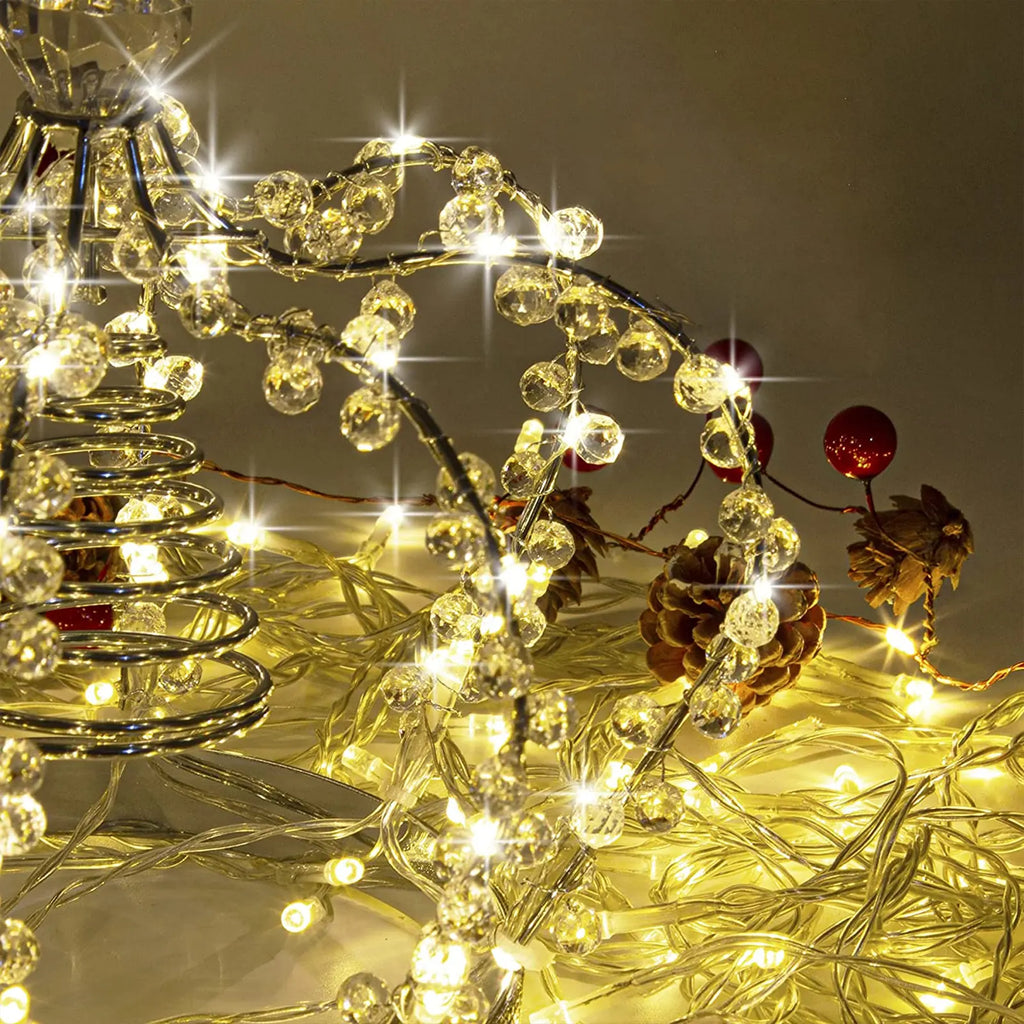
{"left": 324, "top": 856, "right": 365, "bottom": 886}
{"left": 0, "top": 986, "right": 29, "bottom": 1024}
{"left": 280, "top": 899, "right": 319, "bottom": 933}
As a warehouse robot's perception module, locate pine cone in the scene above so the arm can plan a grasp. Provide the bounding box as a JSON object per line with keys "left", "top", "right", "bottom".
{"left": 496, "top": 487, "right": 608, "bottom": 623}
{"left": 54, "top": 495, "right": 120, "bottom": 582}
{"left": 639, "top": 535, "right": 825, "bottom": 712}
{"left": 848, "top": 485, "right": 973, "bottom": 615}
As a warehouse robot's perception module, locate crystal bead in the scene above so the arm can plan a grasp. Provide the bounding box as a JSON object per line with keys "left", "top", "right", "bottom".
{"left": 115, "top": 500, "right": 163, "bottom": 527}
{"left": 0, "top": 271, "right": 12, "bottom": 302}
{"left": 446, "top": 985, "right": 489, "bottom": 1024}
{"left": 548, "top": 898, "right": 601, "bottom": 955}
{"left": 341, "top": 314, "right": 400, "bottom": 371}
{"left": 143, "top": 355, "right": 203, "bottom": 400}
{"left": 509, "top": 811, "right": 554, "bottom": 867}
{"left": 763, "top": 517, "right": 801, "bottom": 573}
{"left": 554, "top": 284, "right": 609, "bottom": 342}
{"left": 704, "top": 635, "right": 760, "bottom": 686}
{"left": 178, "top": 284, "right": 242, "bottom": 338}
{"left": 22, "top": 236, "right": 77, "bottom": 308}
{"left": 472, "top": 753, "right": 528, "bottom": 814}
{"left": 254, "top": 171, "right": 314, "bottom": 228}
{"left": 673, "top": 351, "right": 740, "bottom": 413}
{"left": 723, "top": 591, "right": 779, "bottom": 648}
{"left": 570, "top": 794, "right": 625, "bottom": 848}
{"left": 610, "top": 693, "right": 663, "bottom": 748}
{"left": 410, "top": 930, "right": 470, "bottom": 990}
{"left": 381, "top": 664, "right": 432, "bottom": 712}
{"left": 616, "top": 322, "right": 671, "bottom": 381}
{"left": 0, "top": 299, "right": 44, "bottom": 364}
{"left": 566, "top": 411, "right": 623, "bottom": 464}
{"left": 8, "top": 450, "right": 74, "bottom": 518}
{"left": 112, "top": 217, "right": 162, "bottom": 284}
{"left": 360, "top": 281, "right": 415, "bottom": 338}
{"left": 26, "top": 314, "right": 107, "bottom": 398}
{"left": 0, "top": 740, "right": 43, "bottom": 798}
{"left": 339, "top": 386, "right": 400, "bottom": 452}
{"left": 519, "top": 361, "right": 570, "bottom": 412}
{"left": 290, "top": 207, "right": 363, "bottom": 264}
{"left": 526, "top": 688, "right": 576, "bottom": 748}
{"left": 513, "top": 599, "right": 547, "bottom": 647}
{"left": 438, "top": 194, "right": 504, "bottom": 248}
{"left": 116, "top": 602, "right": 166, "bottom": 635}
{"left": 718, "top": 485, "right": 774, "bottom": 544}
{"left": 690, "top": 682, "right": 743, "bottom": 739}
{"left": 151, "top": 185, "right": 195, "bottom": 226}
{"left": 542, "top": 207, "right": 604, "bottom": 260}
{"left": 493, "top": 266, "right": 559, "bottom": 326}
{"left": 425, "top": 513, "right": 487, "bottom": 567}
{"left": 700, "top": 414, "right": 743, "bottom": 469}
{"left": 0, "top": 794, "right": 45, "bottom": 856}
{"left": 432, "top": 828, "right": 477, "bottom": 881}
{"left": 336, "top": 972, "right": 391, "bottom": 1024}
{"left": 262, "top": 353, "right": 323, "bottom": 415}
{"left": 430, "top": 591, "right": 479, "bottom": 643}
{"left": 160, "top": 96, "right": 198, "bottom": 151}
{"left": 343, "top": 183, "right": 395, "bottom": 234}
{"left": 159, "top": 659, "right": 203, "bottom": 695}
{"left": 436, "top": 453, "right": 496, "bottom": 511}
{"left": 352, "top": 139, "right": 404, "bottom": 192}
{"left": 526, "top": 520, "right": 575, "bottom": 570}
{"left": 633, "top": 780, "right": 685, "bottom": 833}
{"left": 0, "top": 536, "right": 63, "bottom": 605}
{"left": 576, "top": 316, "right": 619, "bottom": 364}
{"left": 0, "top": 919, "right": 38, "bottom": 987}
{"left": 0, "top": 610, "right": 59, "bottom": 681}
{"left": 500, "top": 449, "right": 548, "bottom": 500}
{"left": 437, "top": 875, "right": 496, "bottom": 945}
{"left": 452, "top": 147, "right": 504, "bottom": 198}
{"left": 469, "top": 636, "right": 532, "bottom": 700}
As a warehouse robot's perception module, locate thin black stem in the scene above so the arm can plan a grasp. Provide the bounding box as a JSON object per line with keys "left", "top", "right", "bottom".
{"left": 763, "top": 471, "right": 866, "bottom": 515}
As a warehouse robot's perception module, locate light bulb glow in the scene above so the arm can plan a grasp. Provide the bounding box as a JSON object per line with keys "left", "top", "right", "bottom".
{"left": 280, "top": 899, "right": 318, "bottom": 933}
{"left": 227, "top": 520, "right": 266, "bottom": 548}
{"left": 684, "top": 529, "right": 709, "bottom": 549}
{"left": 23, "top": 345, "right": 60, "bottom": 382}
{"left": 751, "top": 576, "right": 773, "bottom": 602}
{"left": 391, "top": 134, "right": 426, "bottom": 154}
{"left": 85, "top": 681, "right": 117, "bottom": 706}
{"left": 885, "top": 627, "right": 917, "bottom": 655}
{"left": 468, "top": 815, "right": 503, "bottom": 859}
{"left": 446, "top": 796, "right": 467, "bottom": 825}
{"left": 324, "top": 856, "right": 365, "bottom": 886}
{"left": 121, "top": 542, "right": 169, "bottom": 583}
{"left": 0, "top": 986, "right": 29, "bottom": 1024}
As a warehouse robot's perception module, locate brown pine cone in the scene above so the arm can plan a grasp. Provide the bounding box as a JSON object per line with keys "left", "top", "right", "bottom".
{"left": 54, "top": 494, "right": 120, "bottom": 582}
{"left": 848, "top": 484, "right": 972, "bottom": 615}
{"left": 639, "top": 535, "right": 825, "bottom": 712}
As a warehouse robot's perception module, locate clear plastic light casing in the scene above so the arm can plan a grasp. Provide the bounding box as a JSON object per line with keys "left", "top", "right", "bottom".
{"left": 0, "top": 0, "right": 193, "bottom": 117}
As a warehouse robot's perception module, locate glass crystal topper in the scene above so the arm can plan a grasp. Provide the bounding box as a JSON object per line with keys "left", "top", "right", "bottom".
{"left": 0, "top": 0, "right": 192, "bottom": 117}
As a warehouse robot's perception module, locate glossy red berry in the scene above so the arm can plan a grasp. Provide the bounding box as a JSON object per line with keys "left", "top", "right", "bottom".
{"left": 704, "top": 338, "right": 764, "bottom": 394}
{"left": 709, "top": 411, "right": 775, "bottom": 483}
{"left": 823, "top": 405, "right": 897, "bottom": 480}
{"left": 45, "top": 604, "right": 114, "bottom": 632}
{"left": 562, "top": 448, "right": 605, "bottom": 473}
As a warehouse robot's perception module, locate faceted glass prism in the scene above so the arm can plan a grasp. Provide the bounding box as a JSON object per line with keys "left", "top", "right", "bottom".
{"left": 0, "top": 0, "right": 193, "bottom": 117}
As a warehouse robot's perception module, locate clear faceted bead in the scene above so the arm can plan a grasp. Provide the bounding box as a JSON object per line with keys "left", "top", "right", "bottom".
{"left": 452, "top": 147, "right": 504, "bottom": 198}
{"left": 610, "top": 693, "right": 663, "bottom": 747}
{"left": 0, "top": 919, "right": 39, "bottom": 986}
{"left": 381, "top": 664, "right": 432, "bottom": 711}
{"left": 526, "top": 688, "right": 576, "bottom": 748}
{"left": 262, "top": 353, "right": 323, "bottom": 415}
{"left": 352, "top": 139, "right": 405, "bottom": 192}
{"left": 493, "top": 266, "right": 558, "bottom": 326}
{"left": 469, "top": 635, "right": 532, "bottom": 699}
{"left": 159, "top": 658, "right": 202, "bottom": 694}
{"left": 8, "top": 450, "right": 74, "bottom": 518}
{"left": 410, "top": 930, "right": 470, "bottom": 990}
{"left": 425, "top": 513, "right": 487, "bottom": 567}
{"left": 114, "top": 498, "right": 163, "bottom": 526}
{"left": 0, "top": 610, "right": 59, "bottom": 681}
{"left": 690, "top": 682, "right": 743, "bottom": 739}
{"left": 633, "top": 779, "right": 685, "bottom": 833}
{"left": 718, "top": 485, "right": 775, "bottom": 544}
{"left": 700, "top": 414, "right": 743, "bottom": 469}
{"left": 570, "top": 794, "right": 625, "bottom": 848}
{"left": 336, "top": 971, "right": 391, "bottom": 1024}
{"left": 519, "top": 361, "right": 570, "bottom": 412}
{"left": 525, "top": 520, "right": 574, "bottom": 570}
{"left": 509, "top": 811, "right": 554, "bottom": 867}
{"left": 22, "top": 236, "right": 77, "bottom": 308}
{"left": 554, "top": 284, "right": 609, "bottom": 342}
{"left": 290, "top": 207, "right": 363, "bottom": 264}
{"left": 566, "top": 412, "right": 623, "bottom": 464}
{"left": 0, "top": 536, "right": 63, "bottom": 604}
{"left": 254, "top": 171, "right": 314, "bottom": 228}
{"left": 673, "top": 352, "right": 736, "bottom": 413}
{"left": 513, "top": 599, "right": 547, "bottom": 647}
{"left": 705, "top": 635, "right": 760, "bottom": 686}
{"left": 500, "top": 449, "right": 548, "bottom": 500}
{"left": 178, "top": 284, "right": 242, "bottom": 338}
{"left": 26, "top": 314, "right": 108, "bottom": 398}
{"left": 341, "top": 314, "right": 400, "bottom": 371}
{"left": 472, "top": 753, "right": 528, "bottom": 814}
{"left": 436, "top": 452, "right": 496, "bottom": 511}
{"left": 723, "top": 591, "right": 779, "bottom": 648}
{"left": 112, "top": 217, "right": 161, "bottom": 283}
{"left": 437, "top": 874, "right": 496, "bottom": 945}
{"left": 343, "top": 183, "right": 395, "bottom": 234}
{"left": 542, "top": 207, "right": 603, "bottom": 260}
{"left": 763, "top": 517, "right": 801, "bottom": 574}
{"left": 143, "top": 354, "right": 203, "bottom": 400}
{"left": 360, "top": 281, "right": 415, "bottom": 338}
{"left": 0, "top": 794, "right": 45, "bottom": 856}
{"left": 548, "top": 897, "right": 601, "bottom": 955}
{"left": 151, "top": 184, "right": 195, "bottom": 226}
{"left": 616, "top": 323, "right": 671, "bottom": 381}
{"left": 0, "top": 740, "right": 43, "bottom": 797}
{"left": 438, "top": 194, "right": 504, "bottom": 248}
{"left": 339, "top": 386, "right": 401, "bottom": 451}
{"left": 116, "top": 601, "right": 166, "bottom": 635}
{"left": 432, "top": 827, "right": 477, "bottom": 881}
{"left": 576, "top": 316, "right": 619, "bottom": 364}
{"left": 0, "top": 299, "right": 44, "bottom": 364}
{"left": 430, "top": 590, "right": 479, "bottom": 642}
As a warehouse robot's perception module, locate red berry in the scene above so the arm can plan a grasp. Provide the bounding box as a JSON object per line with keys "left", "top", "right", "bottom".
{"left": 709, "top": 411, "right": 775, "bottom": 483}
{"left": 562, "top": 448, "right": 605, "bottom": 473}
{"left": 823, "top": 405, "right": 897, "bottom": 480}
{"left": 704, "top": 338, "right": 764, "bottom": 394}
{"left": 45, "top": 605, "right": 114, "bottom": 632}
